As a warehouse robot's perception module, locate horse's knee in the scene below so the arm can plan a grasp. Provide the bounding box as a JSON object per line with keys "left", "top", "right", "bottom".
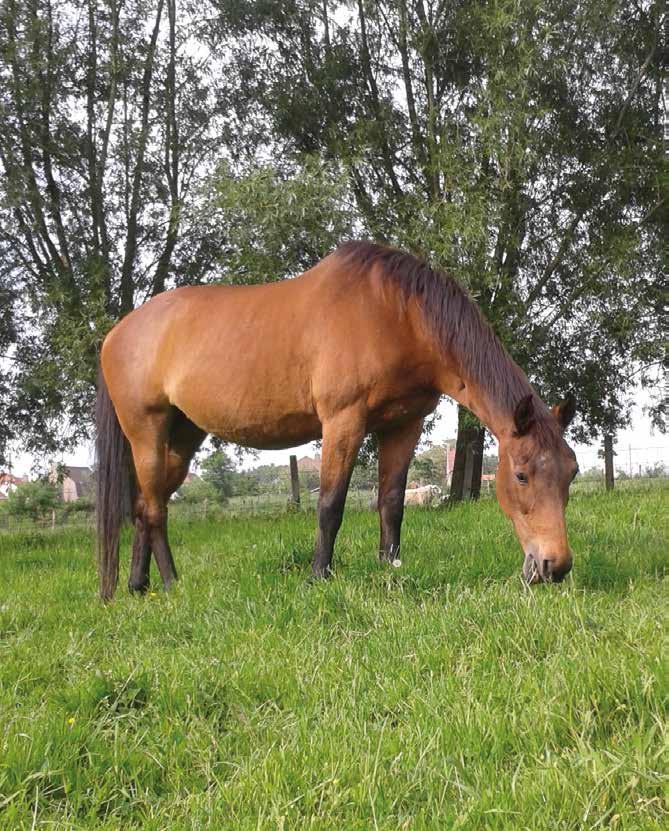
{"left": 143, "top": 503, "right": 167, "bottom": 531}
{"left": 380, "top": 487, "right": 404, "bottom": 516}
{"left": 133, "top": 493, "right": 146, "bottom": 521}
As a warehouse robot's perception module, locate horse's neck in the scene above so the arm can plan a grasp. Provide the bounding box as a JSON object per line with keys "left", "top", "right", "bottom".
{"left": 436, "top": 360, "right": 516, "bottom": 440}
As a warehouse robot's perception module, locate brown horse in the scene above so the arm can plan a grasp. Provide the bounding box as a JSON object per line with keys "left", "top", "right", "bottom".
{"left": 96, "top": 241, "right": 578, "bottom": 599}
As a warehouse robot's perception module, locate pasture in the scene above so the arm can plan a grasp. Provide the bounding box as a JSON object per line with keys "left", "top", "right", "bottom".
{"left": 0, "top": 485, "right": 667, "bottom": 830}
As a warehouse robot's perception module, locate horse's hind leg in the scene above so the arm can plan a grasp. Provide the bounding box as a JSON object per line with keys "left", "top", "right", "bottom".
{"left": 312, "top": 408, "right": 366, "bottom": 578}
{"left": 165, "top": 412, "right": 206, "bottom": 498}
{"left": 128, "top": 493, "right": 151, "bottom": 593}
{"left": 128, "top": 416, "right": 176, "bottom": 590}
{"left": 129, "top": 410, "right": 206, "bottom": 592}
{"left": 376, "top": 417, "right": 424, "bottom": 563}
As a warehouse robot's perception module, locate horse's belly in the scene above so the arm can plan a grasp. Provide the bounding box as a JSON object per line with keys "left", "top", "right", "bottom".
{"left": 210, "top": 410, "right": 323, "bottom": 450}
{"left": 173, "top": 381, "right": 322, "bottom": 450}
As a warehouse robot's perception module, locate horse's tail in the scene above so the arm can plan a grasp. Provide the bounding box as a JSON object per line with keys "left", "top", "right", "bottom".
{"left": 96, "top": 367, "right": 134, "bottom": 600}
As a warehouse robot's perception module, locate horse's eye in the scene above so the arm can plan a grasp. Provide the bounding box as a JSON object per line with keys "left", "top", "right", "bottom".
{"left": 515, "top": 472, "right": 528, "bottom": 484}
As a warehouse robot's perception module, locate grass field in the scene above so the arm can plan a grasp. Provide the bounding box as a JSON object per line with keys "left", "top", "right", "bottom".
{"left": 0, "top": 485, "right": 667, "bottom": 830}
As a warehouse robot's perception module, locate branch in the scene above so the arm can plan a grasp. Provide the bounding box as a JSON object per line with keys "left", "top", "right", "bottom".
{"left": 396, "top": 0, "right": 432, "bottom": 195}
{"left": 6, "top": 2, "right": 65, "bottom": 276}
{"left": 356, "top": 0, "right": 403, "bottom": 198}
{"left": 524, "top": 207, "right": 586, "bottom": 308}
{"left": 153, "top": 0, "right": 180, "bottom": 296}
{"left": 624, "top": 359, "right": 666, "bottom": 383}
{"left": 119, "top": 0, "right": 165, "bottom": 313}
{"left": 36, "top": 0, "right": 73, "bottom": 278}
{"left": 611, "top": 25, "right": 659, "bottom": 139}
{"left": 414, "top": 0, "right": 440, "bottom": 198}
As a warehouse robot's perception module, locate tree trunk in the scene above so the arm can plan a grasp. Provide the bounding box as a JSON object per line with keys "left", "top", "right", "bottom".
{"left": 469, "top": 427, "right": 485, "bottom": 500}
{"left": 450, "top": 406, "right": 485, "bottom": 502}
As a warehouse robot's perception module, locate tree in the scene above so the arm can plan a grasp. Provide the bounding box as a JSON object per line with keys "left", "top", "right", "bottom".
{"left": 408, "top": 446, "right": 449, "bottom": 487}
{"left": 349, "top": 460, "right": 377, "bottom": 491}
{"left": 0, "top": 0, "right": 238, "bottom": 461}
{"left": 1, "top": 0, "right": 664, "bottom": 479}
{"left": 4, "top": 479, "right": 60, "bottom": 521}
{"left": 210, "top": 0, "right": 665, "bottom": 493}
{"left": 211, "top": 156, "right": 356, "bottom": 283}
{"left": 175, "top": 477, "right": 220, "bottom": 505}
{"left": 199, "top": 450, "right": 236, "bottom": 502}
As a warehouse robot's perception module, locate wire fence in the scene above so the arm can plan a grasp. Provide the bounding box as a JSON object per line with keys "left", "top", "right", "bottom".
{"left": 0, "top": 446, "right": 666, "bottom": 534}
{"left": 573, "top": 445, "right": 667, "bottom": 480}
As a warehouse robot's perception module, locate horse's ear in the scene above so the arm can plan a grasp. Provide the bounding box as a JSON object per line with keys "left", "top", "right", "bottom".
{"left": 552, "top": 394, "right": 577, "bottom": 431}
{"left": 513, "top": 394, "right": 535, "bottom": 437}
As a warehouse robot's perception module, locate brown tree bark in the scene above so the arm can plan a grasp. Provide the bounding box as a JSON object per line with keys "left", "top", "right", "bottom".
{"left": 469, "top": 426, "right": 485, "bottom": 500}
{"left": 450, "top": 405, "right": 485, "bottom": 501}
{"left": 119, "top": 0, "right": 165, "bottom": 314}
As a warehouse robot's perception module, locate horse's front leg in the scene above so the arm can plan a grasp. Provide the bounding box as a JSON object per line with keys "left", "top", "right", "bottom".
{"left": 376, "top": 417, "right": 424, "bottom": 564}
{"left": 312, "top": 408, "right": 366, "bottom": 578}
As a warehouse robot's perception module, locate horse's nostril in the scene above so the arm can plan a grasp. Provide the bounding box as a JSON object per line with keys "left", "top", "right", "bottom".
{"left": 543, "top": 557, "right": 572, "bottom": 582}
{"left": 540, "top": 558, "right": 554, "bottom": 580}
{"left": 522, "top": 554, "right": 540, "bottom": 584}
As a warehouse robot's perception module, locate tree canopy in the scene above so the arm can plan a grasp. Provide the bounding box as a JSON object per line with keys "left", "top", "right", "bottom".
{"left": 0, "top": 0, "right": 665, "bottom": 465}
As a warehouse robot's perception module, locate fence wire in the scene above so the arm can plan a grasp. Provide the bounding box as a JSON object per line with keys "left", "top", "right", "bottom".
{"left": 0, "top": 445, "right": 666, "bottom": 533}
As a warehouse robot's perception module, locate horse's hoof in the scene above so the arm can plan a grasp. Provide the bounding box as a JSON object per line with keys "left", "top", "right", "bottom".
{"left": 128, "top": 581, "right": 150, "bottom": 595}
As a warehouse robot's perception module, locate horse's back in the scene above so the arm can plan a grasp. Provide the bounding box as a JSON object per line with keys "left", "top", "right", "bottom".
{"left": 101, "top": 258, "right": 439, "bottom": 446}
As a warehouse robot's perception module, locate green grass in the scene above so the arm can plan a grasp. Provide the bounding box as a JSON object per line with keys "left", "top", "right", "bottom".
{"left": 0, "top": 486, "right": 667, "bottom": 830}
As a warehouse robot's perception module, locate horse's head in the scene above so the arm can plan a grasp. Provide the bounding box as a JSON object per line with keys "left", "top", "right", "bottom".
{"left": 496, "top": 394, "right": 578, "bottom": 584}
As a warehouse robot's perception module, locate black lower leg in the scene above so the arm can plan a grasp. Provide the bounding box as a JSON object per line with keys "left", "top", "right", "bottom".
{"left": 379, "top": 485, "right": 406, "bottom": 562}
{"left": 312, "top": 484, "right": 348, "bottom": 578}
{"left": 148, "top": 509, "right": 178, "bottom": 590}
{"left": 376, "top": 419, "right": 422, "bottom": 565}
{"left": 128, "top": 516, "right": 151, "bottom": 593}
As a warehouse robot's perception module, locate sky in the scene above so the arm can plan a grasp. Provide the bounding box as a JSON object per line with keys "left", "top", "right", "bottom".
{"left": 7, "top": 385, "right": 667, "bottom": 480}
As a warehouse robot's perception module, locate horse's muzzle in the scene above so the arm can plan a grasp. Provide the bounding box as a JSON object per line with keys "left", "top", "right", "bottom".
{"left": 523, "top": 553, "right": 572, "bottom": 584}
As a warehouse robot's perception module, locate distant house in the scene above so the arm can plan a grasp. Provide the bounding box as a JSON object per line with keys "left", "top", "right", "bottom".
{"left": 297, "top": 454, "right": 321, "bottom": 473}
{"left": 444, "top": 443, "right": 456, "bottom": 484}
{"left": 0, "top": 472, "right": 26, "bottom": 500}
{"left": 443, "top": 443, "right": 496, "bottom": 486}
{"left": 51, "top": 466, "right": 94, "bottom": 502}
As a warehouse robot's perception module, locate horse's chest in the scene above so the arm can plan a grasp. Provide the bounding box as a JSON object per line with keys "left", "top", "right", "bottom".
{"left": 368, "top": 390, "right": 440, "bottom": 430}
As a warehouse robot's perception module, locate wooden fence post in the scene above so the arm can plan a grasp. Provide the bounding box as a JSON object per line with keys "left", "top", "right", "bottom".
{"left": 289, "top": 455, "right": 301, "bottom": 506}
{"left": 604, "top": 434, "right": 614, "bottom": 491}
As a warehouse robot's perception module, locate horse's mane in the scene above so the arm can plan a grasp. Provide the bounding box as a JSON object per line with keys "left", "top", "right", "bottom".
{"left": 335, "top": 240, "right": 560, "bottom": 443}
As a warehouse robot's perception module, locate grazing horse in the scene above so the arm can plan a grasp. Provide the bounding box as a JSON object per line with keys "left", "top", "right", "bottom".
{"left": 97, "top": 241, "right": 578, "bottom": 599}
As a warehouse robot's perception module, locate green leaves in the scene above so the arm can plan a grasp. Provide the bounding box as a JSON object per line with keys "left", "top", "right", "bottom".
{"left": 210, "top": 156, "right": 355, "bottom": 283}
{"left": 0, "top": 0, "right": 664, "bottom": 464}
{"left": 3, "top": 478, "right": 61, "bottom": 521}
{"left": 199, "top": 450, "right": 237, "bottom": 502}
